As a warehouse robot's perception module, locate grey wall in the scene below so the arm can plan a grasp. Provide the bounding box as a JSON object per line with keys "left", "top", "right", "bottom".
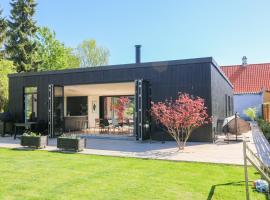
{"left": 210, "top": 64, "right": 234, "bottom": 139}
{"left": 8, "top": 58, "right": 232, "bottom": 142}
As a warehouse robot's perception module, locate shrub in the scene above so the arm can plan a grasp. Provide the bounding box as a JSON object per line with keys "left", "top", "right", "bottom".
{"left": 257, "top": 118, "right": 270, "bottom": 141}
{"left": 23, "top": 131, "right": 41, "bottom": 137}
{"left": 151, "top": 93, "right": 210, "bottom": 150}
{"left": 244, "top": 107, "right": 257, "bottom": 121}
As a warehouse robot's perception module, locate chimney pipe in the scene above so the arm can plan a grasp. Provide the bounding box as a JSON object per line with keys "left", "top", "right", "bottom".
{"left": 242, "top": 56, "right": 247, "bottom": 66}
{"left": 135, "top": 45, "right": 141, "bottom": 64}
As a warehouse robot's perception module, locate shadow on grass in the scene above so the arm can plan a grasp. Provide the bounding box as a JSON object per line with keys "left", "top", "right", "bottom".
{"left": 49, "top": 150, "right": 78, "bottom": 154}
{"left": 10, "top": 147, "right": 79, "bottom": 154}
{"left": 207, "top": 181, "right": 268, "bottom": 200}
{"left": 11, "top": 147, "right": 37, "bottom": 151}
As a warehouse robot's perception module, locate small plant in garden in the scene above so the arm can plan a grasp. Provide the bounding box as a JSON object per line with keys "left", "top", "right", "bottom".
{"left": 151, "top": 93, "right": 211, "bottom": 150}
{"left": 113, "top": 97, "right": 130, "bottom": 124}
{"left": 257, "top": 118, "right": 270, "bottom": 141}
{"left": 244, "top": 107, "right": 257, "bottom": 121}
{"left": 59, "top": 134, "right": 80, "bottom": 139}
{"left": 23, "top": 131, "right": 41, "bottom": 137}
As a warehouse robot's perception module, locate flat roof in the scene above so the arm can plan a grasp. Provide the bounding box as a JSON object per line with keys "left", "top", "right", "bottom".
{"left": 8, "top": 57, "right": 233, "bottom": 87}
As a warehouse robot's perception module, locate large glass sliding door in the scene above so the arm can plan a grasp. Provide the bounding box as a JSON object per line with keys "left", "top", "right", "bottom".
{"left": 102, "top": 96, "right": 134, "bottom": 123}
{"left": 48, "top": 84, "right": 64, "bottom": 137}
{"left": 100, "top": 96, "right": 135, "bottom": 135}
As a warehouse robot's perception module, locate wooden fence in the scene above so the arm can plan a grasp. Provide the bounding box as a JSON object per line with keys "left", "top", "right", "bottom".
{"left": 263, "top": 103, "right": 270, "bottom": 122}
{"left": 243, "top": 137, "right": 270, "bottom": 200}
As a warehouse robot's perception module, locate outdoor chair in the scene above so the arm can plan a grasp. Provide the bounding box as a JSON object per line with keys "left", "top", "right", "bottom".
{"left": 32, "top": 120, "right": 48, "bottom": 135}
{"left": 94, "top": 118, "right": 101, "bottom": 133}
{"left": 111, "top": 118, "right": 121, "bottom": 134}
{"left": 100, "top": 119, "right": 110, "bottom": 134}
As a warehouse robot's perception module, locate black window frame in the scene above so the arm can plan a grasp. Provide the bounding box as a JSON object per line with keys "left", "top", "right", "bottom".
{"left": 23, "top": 86, "right": 38, "bottom": 123}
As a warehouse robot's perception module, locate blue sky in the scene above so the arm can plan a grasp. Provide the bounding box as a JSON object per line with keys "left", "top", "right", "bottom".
{"left": 1, "top": 0, "right": 270, "bottom": 66}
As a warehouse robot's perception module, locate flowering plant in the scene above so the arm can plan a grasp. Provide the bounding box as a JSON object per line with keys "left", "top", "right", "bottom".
{"left": 113, "top": 97, "right": 130, "bottom": 124}
{"left": 151, "top": 93, "right": 211, "bottom": 150}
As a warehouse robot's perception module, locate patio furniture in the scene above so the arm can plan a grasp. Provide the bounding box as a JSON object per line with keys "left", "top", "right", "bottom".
{"left": 14, "top": 122, "right": 37, "bottom": 139}
{"left": 64, "top": 116, "right": 88, "bottom": 133}
{"left": 0, "top": 121, "right": 13, "bottom": 137}
{"left": 100, "top": 119, "right": 110, "bottom": 134}
{"left": 222, "top": 114, "right": 250, "bottom": 142}
{"left": 94, "top": 118, "right": 102, "bottom": 133}
{"left": 0, "top": 112, "right": 14, "bottom": 137}
{"left": 111, "top": 118, "right": 122, "bottom": 134}
{"left": 31, "top": 120, "right": 48, "bottom": 135}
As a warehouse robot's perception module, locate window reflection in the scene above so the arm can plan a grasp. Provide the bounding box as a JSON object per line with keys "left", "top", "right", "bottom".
{"left": 24, "top": 87, "right": 38, "bottom": 122}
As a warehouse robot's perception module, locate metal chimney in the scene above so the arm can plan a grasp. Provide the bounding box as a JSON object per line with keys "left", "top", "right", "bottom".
{"left": 135, "top": 45, "right": 141, "bottom": 64}
{"left": 242, "top": 56, "right": 247, "bottom": 66}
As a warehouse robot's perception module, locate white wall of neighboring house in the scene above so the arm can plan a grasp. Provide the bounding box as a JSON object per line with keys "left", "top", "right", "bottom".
{"left": 234, "top": 93, "right": 263, "bottom": 120}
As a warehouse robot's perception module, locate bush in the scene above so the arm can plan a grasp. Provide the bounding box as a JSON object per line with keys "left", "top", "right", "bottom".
{"left": 257, "top": 118, "right": 270, "bottom": 141}
{"left": 244, "top": 107, "right": 257, "bottom": 121}
{"left": 23, "top": 131, "right": 41, "bottom": 137}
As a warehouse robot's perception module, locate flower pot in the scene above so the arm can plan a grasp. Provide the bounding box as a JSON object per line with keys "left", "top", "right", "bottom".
{"left": 21, "top": 135, "right": 48, "bottom": 149}
{"left": 57, "top": 137, "right": 86, "bottom": 152}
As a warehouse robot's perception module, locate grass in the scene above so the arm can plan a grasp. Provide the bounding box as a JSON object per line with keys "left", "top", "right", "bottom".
{"left": 0, "top": 148, "right": 267, "bottom": 200}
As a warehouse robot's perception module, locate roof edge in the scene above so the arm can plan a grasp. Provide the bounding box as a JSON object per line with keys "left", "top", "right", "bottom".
{"left": 221, "top": 62, "right": 270, "bottom": 68}
{"left": 9, "top": 57, "right": 214, "bottom": 78}
{"left": 210, "top": 58, "right": 234, "bottom": 88}
{"left": 234, "top": 92, "right": 263, "bottom": 95}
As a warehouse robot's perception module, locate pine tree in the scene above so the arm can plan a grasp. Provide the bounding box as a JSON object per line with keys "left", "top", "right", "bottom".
{"left": 5, "top": 0, "right": 38, "bottom": 72}
{"left": 0, "top": 7, "right": 7, "bottom": 58}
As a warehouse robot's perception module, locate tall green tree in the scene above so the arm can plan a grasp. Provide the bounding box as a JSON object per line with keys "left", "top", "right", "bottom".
{"left": 0, "top": 59, "right": 15, "bottom": 112}
{"left": 0, "top": 7, "right": 7, "bottom": 58}
{"left": 77, "top": 39, "right": 110, "bottom": 68}
{"left": 35, "top": 27, "right": 80, "bottom": 71}
{"left": 5, "top": 0, "right": 38, "bottom": 72}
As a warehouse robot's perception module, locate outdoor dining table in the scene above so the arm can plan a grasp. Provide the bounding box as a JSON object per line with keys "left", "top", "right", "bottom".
{"left": 14, "top": 122, "right": 37, "bottom": 139}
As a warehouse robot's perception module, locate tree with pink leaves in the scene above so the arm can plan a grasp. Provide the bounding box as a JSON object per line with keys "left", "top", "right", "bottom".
{"left": 151, "top": 93, "right": 210, "bottom": 150}
{"left": 113, "top": 97, "right": 130, "bottom": 125}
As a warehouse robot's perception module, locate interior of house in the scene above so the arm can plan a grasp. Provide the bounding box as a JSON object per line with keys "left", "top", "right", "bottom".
{"left": 63, "top": 82, "right": 135, "bottom": 136}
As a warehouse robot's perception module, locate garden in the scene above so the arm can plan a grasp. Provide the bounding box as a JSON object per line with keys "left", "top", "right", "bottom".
{"left": 257, "top": 118, "right": 270, "bottom": 142}
{"left": 0, "top": 148, "right": 266, "bottom": 200}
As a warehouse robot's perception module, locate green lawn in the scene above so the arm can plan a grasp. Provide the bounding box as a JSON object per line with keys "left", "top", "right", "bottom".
{"left": 0, "top": 148, "right": 266, "bottom": 200}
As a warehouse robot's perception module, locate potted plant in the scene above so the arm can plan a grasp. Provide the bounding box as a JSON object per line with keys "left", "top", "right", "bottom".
{"left": 21, "top": 131, "right": 48, "bottom": 149}
{"left": 57, "top": 134, "right": 86, "bottom": 152}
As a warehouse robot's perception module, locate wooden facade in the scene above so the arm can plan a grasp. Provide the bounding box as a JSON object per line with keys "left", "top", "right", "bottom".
{"left": 8, "top": 57, "right": 233, "bottom": 142}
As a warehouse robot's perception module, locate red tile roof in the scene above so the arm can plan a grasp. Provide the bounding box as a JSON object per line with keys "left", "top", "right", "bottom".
{"left": 221, "top": 63, "right": 270, "bottom": 94}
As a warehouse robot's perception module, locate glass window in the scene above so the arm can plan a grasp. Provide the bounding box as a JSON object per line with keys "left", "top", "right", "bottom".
{"left": 24, "top": 87, "right": 38, "bottom": 122}
{"left": 102, "top": 96, "right": 134, "bottom": 124}
{"left": 24, "top": 87, "right": 37, "bottom": 94}
{"left": 66, "top": 96, "right": 88, "bottom": 116}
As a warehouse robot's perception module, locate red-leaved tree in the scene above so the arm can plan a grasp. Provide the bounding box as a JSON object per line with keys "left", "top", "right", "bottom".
{"left": 151, "top": 93, "right": 210, "bottom": 150}
{"left": 113, "top": 97, "right": 130, "bottom": 124}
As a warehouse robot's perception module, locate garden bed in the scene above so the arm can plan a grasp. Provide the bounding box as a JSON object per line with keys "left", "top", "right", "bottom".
{"left": 21, "top": 135, "right": 48, "bottom": 149}
{"left": 257, "top": 119, "right": 270, "bottom": 142}
{"left": 57, "top": 137, "right": 86, "bottom": 152}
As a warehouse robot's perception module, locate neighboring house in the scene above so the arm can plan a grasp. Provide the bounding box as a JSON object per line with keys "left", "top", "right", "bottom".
{"left": 221, "top": 57, "right": 270, "bottom": 120}
{"left": 8, "top": 47, "right": 233, "bottom": 142}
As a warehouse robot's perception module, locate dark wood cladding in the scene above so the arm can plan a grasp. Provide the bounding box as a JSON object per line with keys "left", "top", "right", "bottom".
{"left": 8, "top": 57, "right": 233, "bottom": 142}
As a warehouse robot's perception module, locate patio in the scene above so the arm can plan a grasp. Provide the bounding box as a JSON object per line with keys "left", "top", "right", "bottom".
{"left": 0, "top": 129, "right": 258, "bottom": 165}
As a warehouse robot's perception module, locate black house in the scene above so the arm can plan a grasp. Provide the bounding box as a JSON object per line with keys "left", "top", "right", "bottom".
{"left": 8, "top": 49, "right": 233, "bottom": 142}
